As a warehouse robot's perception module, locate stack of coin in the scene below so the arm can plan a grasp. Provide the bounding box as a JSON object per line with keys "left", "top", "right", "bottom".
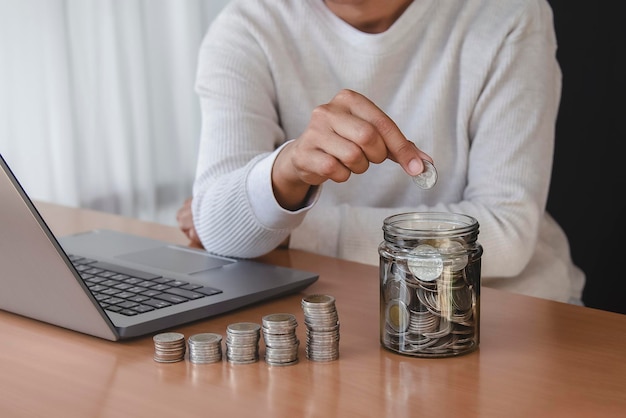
{"left": 261, "top": 313, "right": 299, "bottom": 366}
{"left": 225, "top": 322, "right": 261, "bottom": 364}
{"left": 188, "top": 333, "right": 223, "bottom": 364}
{"left": 153, "top": 332, "right": 186, "bottom": 363}
{"left": 301, "top": 294, "right": 340, "bottom": 362}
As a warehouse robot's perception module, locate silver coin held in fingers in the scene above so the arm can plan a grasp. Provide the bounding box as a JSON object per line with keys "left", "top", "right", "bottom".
{"left": 412, "top": 160, "right": 438, "bottom": 189}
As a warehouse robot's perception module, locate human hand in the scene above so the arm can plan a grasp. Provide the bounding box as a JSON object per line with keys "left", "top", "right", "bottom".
{"left": 272, "top": 89, "right": 432, "bottom": 209}
{"left": 176, "top": 197, "right": 203, "bottom": 248}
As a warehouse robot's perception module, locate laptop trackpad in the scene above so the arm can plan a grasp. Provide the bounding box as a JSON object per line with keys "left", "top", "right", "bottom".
{"left": 116, "top": 246, "right": 234, "bottom": 275}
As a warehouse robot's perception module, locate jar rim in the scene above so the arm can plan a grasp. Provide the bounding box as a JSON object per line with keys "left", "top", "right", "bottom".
{"left": 383, "top": 212, "right": 478, "bottom": 237}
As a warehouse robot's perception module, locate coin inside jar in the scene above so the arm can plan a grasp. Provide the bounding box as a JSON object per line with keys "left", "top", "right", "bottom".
{"left": 407, "top": 244, "right": 443, "bottom": 282}
{"left": 412, "top": 160, "right": 438, "bottom": 189}
{"left": 386, "top": 299, "right": 410, "bottom": 333}
{"left": 384, "top": 278, "right": 412, "bottom": 306}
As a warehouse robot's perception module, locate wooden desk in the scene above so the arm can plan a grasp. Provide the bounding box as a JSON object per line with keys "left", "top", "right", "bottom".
{"left": 1, "top": 203, "right": 625, "bottom": 417}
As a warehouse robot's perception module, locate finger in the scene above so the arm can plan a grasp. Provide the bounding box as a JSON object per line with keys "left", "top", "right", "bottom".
{"left": 309, "top": 125, "right": 371, "bottom": 175}
{"left": 187, "top": 227, "right": 204, "bottom": 249}
{"left": 332, "top": 89, "right": 430, "bottom": 176}
{"left": 318, "top": 107, "right": 388, "bottom": 165}
{"left": 319, "top": 96, "right": 388, "bottom": 165}
{"left": 290, "top": 114, "right": 370, "bottom": 183}
{"left": 291, "top": 145, "right": 354, "bottom": 184}
{"left": 385, "top": 141, "right": 432, "bottom": 175}
{"left": 188, "top": 227, "right": 200, "bottom": 244}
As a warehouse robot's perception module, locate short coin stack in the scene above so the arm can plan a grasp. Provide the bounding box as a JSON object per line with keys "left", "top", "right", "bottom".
{"left": 225, "top": 322, "right": 261, "bottom": 364}
{"left": 262, "top": 313, "right": 299, "bottom": 366}
{"left": 302, "top": 294, "right": 340, "bottom": 362}
{"left": 153, "top": 332, "right": 186, "bottom": 363}
{"left": 188, "top": 333, "right": 223, "bottom": 364}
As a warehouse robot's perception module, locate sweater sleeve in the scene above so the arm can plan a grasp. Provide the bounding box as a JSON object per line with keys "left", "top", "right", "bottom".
{"left": 191, "top": 8, "right": 312, "bottom": 258}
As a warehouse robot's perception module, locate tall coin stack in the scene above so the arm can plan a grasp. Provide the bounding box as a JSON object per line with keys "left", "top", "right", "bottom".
{"left": 261, "top": 313, "right": 300, "bottom": 366}
{"left": 301, "top": 294, "right": 340, "bottom": 361}
{"left": 188, "top": 333, "right": 223, "bottom": 364}
{"left": 153, "top": 332, "right": 186, "bottom": 363}
{"left": 225, "top": 322, "right": 261, "bottom": 364}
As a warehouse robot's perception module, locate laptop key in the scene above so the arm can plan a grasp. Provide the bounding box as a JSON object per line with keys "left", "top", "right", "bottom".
{"left": 126, "top": 287, "right": 148, "bottom": 295}
{"left": 132, "top": 304, "right": 155, "bottom": 313}
{"left": 128, "top": 295, "right": 150, "bottom": 303}
{"left": 141, "top": 289, "right": 163, "bottom": 298}
{"left": 167, "top": 280, "right": 189, "bottom": 287}
{"left": 84, "top": 267, "right": 105, "bottom": 275}
{"left": 119, "top": 309, "right": 138, "bottom": 316}
{"left": 180, "top": 284, "right": 202, "bottom": 290}
{"left": 74, "top": 264, "right": 92, "bottom": 272}
{"left": 144, "top": 299, "right": 172, "bottom": 309}
{"left": 154, "top": 293, "right": 188, "bottom": 304}
{"left": 137, "top": 280, "right": 157, "bottom": 288}
{"left": 93, "top": 293, "right": 112, "bottom": 302}
{"left": 88, "top": 284, "right": 108, "bottom": 293}
{"left": 113, "top": 283, "right": 134, "bottom": 290}
{"left": 103, "top": 297, "right": 124, "bottom": 305}
{"left": 117, "top": 301, "right": 138, "bottom": 309}
{"left": 69, "top": 255, "right": 97, "bottom": 265}
{"left": 111, "top": 273, "right": 131, "bottom": 280}
{"left": 150, "top": 284, "right": 172, "bottom": 292}
{"left": 123, "top": 277, "right": 145, "bottom": 285}
{"left": 196, "top": 286, "right": 223, "bottom": 296}
{"left": 100, "top": 279, "right": 122, "bottom": 287}
{"left": 165, "top": 287, "right": 205, "bottom": 300}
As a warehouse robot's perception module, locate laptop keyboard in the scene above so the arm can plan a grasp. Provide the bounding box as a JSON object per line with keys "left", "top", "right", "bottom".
{"left": 68, "top": 255, "right": 223, "bottom": 316}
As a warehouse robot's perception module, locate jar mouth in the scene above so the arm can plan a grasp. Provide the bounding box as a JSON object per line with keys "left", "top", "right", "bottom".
{"left": 383, "top": 212, "right": 478, "bottom": 239}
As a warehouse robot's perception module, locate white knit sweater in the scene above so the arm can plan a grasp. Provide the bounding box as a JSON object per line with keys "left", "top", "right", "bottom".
{"left": 192, "top": 0, "right": 585, "bottom": 303}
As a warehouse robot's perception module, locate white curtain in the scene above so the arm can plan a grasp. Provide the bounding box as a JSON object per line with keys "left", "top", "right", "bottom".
{"left": 0, "top": 0, "right": 230, "bottom": 225}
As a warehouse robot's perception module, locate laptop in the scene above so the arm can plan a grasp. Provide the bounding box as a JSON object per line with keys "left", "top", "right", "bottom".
{"left": 0, "top": 154, "right": 318, "bottom": 341}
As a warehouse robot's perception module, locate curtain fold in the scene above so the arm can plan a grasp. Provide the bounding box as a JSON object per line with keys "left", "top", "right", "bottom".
{"left": 0, "top": 0, "right": 229, "bottom": 225}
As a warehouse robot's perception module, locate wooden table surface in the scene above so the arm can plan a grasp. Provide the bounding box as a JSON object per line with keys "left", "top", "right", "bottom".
{"left": 1, "top": 202, "right": 625, "bottom": 418}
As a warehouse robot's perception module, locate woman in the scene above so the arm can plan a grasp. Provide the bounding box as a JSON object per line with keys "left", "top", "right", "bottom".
{"left": 178, "top": 0, "right": 585, "bottom": 303}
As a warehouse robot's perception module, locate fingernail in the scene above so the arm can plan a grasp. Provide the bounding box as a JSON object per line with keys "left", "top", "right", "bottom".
{"left": 407, "top": 159, "right": 422, "bottom": 176}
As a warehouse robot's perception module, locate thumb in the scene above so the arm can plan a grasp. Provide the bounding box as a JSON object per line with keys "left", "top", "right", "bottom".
{"left": 387, "top": 140, "right": 430, "bottom": 176}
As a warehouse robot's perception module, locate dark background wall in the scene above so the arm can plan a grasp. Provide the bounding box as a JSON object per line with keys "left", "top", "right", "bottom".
{"left": 546, "top": 1, "right": 625, "bottom": 314}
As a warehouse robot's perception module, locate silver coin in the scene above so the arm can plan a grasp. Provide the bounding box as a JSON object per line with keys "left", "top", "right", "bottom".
{"left": 153, "top": 332, "right": 185, "bottom": 344}
{"left": 407, "top": 244, "right": 443, "bottom": 281}
{"left": 227, "top": 322, "right": 261, "bottom": 334}
{"left": 436, "top": 239, "right": 468, "bottom": 271}
{"left": 262, "top": 313, "right": 298, "bottom": 329}
{"left": 189, "top": 332, "right": 222, "bottom": 344}
{"left": 412, "top": 160, "right": 438, "bottom": 189}
{"left": 384, "top": 278, "right": 412, "bottom": 306}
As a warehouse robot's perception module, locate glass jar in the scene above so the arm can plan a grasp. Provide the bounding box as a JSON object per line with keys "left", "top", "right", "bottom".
{"left": 379, "top": 212, "right": 483, "bottom": 357}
